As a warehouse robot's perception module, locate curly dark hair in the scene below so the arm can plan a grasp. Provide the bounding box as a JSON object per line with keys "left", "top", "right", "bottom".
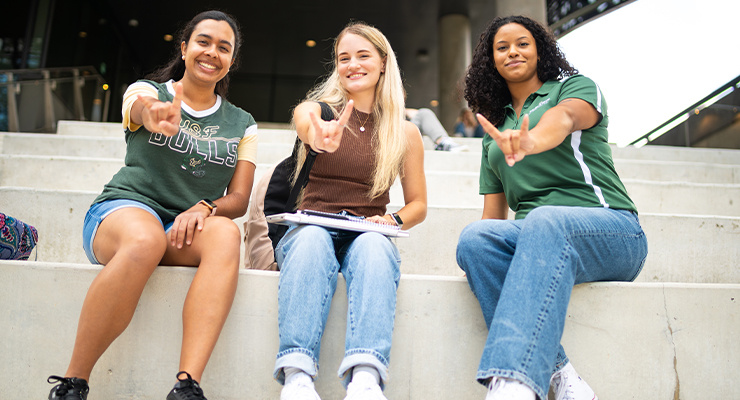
{"left": 146, "top": 10, "right": 242, "bottom": 99}
{"left": 464, "top": 15, "right": 577, "bottom": 126}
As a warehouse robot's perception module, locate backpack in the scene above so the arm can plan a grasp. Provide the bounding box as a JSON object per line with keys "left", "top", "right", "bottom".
{"left": 0, "top": 212, "right": 39, "bottom": 260}
{"left": 244, "top": 102, "right": 333, "bottom": 270}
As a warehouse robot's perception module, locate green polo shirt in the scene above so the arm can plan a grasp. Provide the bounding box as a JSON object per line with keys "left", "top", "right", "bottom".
{"left": 479, "top": 74, "right": 636, "bottom": 219}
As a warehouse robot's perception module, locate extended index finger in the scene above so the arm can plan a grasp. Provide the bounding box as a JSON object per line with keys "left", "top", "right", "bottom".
{"left": 476, "top": 113, "right": 502, "bottom": 140}
{"left": 337, "top": 100, "right": 354, "bottom": 126}
{"left": 170, "top": 82, "right": 183, "bottom": 113}
{"left": 520, "top": 114, "right": 530, "bottom": 136}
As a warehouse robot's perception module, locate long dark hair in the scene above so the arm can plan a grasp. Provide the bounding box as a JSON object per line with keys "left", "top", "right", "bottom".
{"left": 146, "top": 10, "right": 242, "bottom": 99}
{"left": 464, "top": 15, "right": 577, "bottom": 126}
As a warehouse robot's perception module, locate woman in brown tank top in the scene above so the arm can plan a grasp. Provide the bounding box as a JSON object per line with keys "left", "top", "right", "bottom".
{"left": 273, "top": 22, "right": 427, "bottom": 400}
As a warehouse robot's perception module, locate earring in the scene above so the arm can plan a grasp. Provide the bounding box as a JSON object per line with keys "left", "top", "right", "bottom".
{"left": 181, "top": 55, "right": 185, "bottom": 60}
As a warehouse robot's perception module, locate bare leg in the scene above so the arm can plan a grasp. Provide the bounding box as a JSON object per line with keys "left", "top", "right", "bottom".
{"left": 65, "top": 208, "right": 167, "bottom": 380}
{"left": 160, "top": 216, "right": 241, "bottom": 382}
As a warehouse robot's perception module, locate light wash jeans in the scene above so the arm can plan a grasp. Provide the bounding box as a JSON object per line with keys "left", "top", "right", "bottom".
{"left": 408, "top": 108, "right": 448, "bottom": 143}
{"left": 273, "top": 224, "right": 401, "bottom": 388}
{"left": 456, "top": 206, "right": 648, "bottom": 399}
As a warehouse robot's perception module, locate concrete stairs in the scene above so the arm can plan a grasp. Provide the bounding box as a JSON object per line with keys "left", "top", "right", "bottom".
{"left": 1, "top": 121, "right": 738, "bottom": 399}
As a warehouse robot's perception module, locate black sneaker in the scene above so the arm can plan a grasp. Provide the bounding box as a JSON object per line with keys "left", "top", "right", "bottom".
{"left": 167, "top": 371, "right": 208, "bottom": 400}
{"left": 47, "top": 375, "right": 89, "bottom": 400}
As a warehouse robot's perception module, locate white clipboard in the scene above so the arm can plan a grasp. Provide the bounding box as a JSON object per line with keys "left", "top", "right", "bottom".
{"left": 266, "top": 210, "right": 410, "bottom": 238}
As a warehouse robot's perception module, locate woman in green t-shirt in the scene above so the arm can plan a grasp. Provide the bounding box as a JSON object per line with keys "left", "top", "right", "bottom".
{"left": 47, "top": 11, "right": 256, "bottom": 400}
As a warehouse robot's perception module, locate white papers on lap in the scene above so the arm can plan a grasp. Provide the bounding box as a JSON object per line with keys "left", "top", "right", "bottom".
{"left": 266, "top": 210, "right": 409, "bottom": 238}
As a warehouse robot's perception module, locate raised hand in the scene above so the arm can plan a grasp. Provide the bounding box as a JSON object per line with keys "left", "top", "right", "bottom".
{"left": 309, "top": 100, "right": 354, "bottom": 153}
{"left": 137, "top": 82, "right": 183, "bottom": 136}
{"left": 477, "top": 113, "right": 534, "bottom": 167}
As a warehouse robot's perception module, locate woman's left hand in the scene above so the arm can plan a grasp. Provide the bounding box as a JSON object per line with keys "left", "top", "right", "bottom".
{"left": 366, "top": 215, "right": 395, "bottom": 225}
{"left": 170, "top": 203, "right": 211, "bottom": 249}
{"left": 477, "top": 113, "right": 534, "bottom": 167}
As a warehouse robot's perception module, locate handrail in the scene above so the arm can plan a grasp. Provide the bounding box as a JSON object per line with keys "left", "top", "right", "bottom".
{"left": 0, "top": 66, "right": 110, "bottom": 133}
{"left": 629, "top": 75, "right": 740, "bottom": 147}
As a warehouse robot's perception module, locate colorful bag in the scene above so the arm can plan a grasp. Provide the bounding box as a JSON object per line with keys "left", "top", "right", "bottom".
{"left": 0, "top": 212, "right": 39, "bottom": 260}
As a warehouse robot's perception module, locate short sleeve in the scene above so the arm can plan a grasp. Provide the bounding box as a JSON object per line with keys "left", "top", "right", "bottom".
{"left": 558, "top": 74, "right": 607, "bottom": 120}
{"left": 479, "top": 138, "right": 503, "bottom": 195}
{"left": 122, "top": 81, "right": 157, "bottom": 132}
{"left": 237, "top": 124, "right": 258, "bottom": 164}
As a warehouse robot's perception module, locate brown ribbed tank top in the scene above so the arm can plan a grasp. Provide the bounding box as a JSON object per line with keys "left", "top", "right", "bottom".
{"left": 300, "top": 109, "right": 389, "bottom": 217}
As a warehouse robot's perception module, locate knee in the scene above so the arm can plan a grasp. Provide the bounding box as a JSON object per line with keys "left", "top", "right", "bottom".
{"left": 278, "top": 226, "right": 334, "bottom": 271}
{"left": 457, "top": 220, "right": 489, "bottom": 255}
{"left": 416, "top": 108, "right": 437, "bottom": 123}
{"left": 523, "top": 206, "right": 570, "bottom": 233}
{"left": 417, "top": 108, "right": 434, "bottom": 117}
{"left": 200, "top": 217, "right": 241, "bottom": 256}
{"left": 284, "top": 225, "right": 333, "bottom": 252}
{"left": 353, "top": 233, "right": 397, "bottom": 262}
{"left": 348, "top": 234, "right": 400, "bottom": 278}
{"left": 119, "top": 229, "right": 167, "bottom": 265}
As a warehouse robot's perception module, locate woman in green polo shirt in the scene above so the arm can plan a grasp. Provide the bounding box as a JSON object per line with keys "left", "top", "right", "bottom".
{"left": 456, "top": 15, "right": 648, "bottom": 400}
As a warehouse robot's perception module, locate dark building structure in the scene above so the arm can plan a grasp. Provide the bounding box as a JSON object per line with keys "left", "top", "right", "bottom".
{"left": 7, "top": 0, "right": 735, "bottom": 149}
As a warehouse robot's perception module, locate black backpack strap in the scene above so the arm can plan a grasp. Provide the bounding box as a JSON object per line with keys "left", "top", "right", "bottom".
{"left": 283, "top": 101, "right": 334, "bottom": 213}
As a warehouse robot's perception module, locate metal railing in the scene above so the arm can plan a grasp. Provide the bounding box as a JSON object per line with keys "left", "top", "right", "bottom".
{"left": 0, "top": 66, "right": 110, "bottom": 133}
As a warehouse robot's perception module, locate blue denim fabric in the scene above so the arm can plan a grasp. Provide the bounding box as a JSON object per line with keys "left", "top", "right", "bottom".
{"left": 273, "top": 224, "right": 401, "bottom": 388}
{"left": 82, "top": 199, "right": 174, "bottom": 264}
{"left": 456, "top": 206, "right": 647, "bottom": 399}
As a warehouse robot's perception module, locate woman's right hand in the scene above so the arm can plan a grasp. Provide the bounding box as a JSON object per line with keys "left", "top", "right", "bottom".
{"left": 136, "top": 82, "right": 183, "bottom": 137}
{"left": 477, "top": 113, "right": 534, "bottom": 167}
{"left": 308, "top": 100, "right": 354, "bottom": 153}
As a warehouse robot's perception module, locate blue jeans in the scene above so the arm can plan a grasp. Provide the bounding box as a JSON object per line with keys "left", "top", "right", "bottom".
{"left": 273, "top": 224, "right": 401, "bottom": 388}
{"left": 456, "top": 206, "right": 647, "bottom": 399}
{"left": 409, "top": 108, "right": 448, "bottom": 143}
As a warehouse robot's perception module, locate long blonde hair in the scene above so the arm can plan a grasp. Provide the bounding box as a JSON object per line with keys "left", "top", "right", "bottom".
{"left": 293, "top": 21, "right": 407, "bottom": 199}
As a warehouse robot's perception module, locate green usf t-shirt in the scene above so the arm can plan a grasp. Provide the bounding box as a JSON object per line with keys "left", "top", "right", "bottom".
{"left": 94, "top": 80, "right": 256, "bottom": 222}
{"left": 479, "top": 75, "right": 636, "bottom": 219}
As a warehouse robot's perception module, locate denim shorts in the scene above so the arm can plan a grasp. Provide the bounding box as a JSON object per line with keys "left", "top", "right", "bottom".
{"left": 82, "top": 199, "right": 173, "bottom": 264}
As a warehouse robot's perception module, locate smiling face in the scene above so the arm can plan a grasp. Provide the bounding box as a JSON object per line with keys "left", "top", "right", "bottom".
{"left": 492, "top": 23, "right": 542, "bottom": 87}
{"left": 336, "top": 33, "right": 386, "bottom": 99}
{"left": 180, "top": 19, "right": 235, "bottom": 88}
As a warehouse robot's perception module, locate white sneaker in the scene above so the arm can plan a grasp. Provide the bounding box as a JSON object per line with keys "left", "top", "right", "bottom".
{"left": 281, "top": 373, "right": 322, "bottom": 400}
{"left": 435, "top": 137, "right": 469, "bottom": 152}
{"left": 343, "top": 372, "right": 387, "bottom": 400}
{"left": 485, "top": 377, "right": 535, "bottom": 400}
{"left": 550, "top": 363, "right": 598, "bottom": 400}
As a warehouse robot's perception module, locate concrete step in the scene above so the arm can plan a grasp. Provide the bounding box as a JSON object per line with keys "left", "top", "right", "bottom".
{"left": 0, "top": 154, "right": 273, "bottom": 193}
{"left": 2, "top": 187, "right": 737, "bottom": 284}
{"left": 611, "top": 144, "right": 740, "bottom": 165}
{"left": 440, "top": 137, "right": 740, "bottom": 165}
{"left": 387, "top": 207, "right": 740, "bottom": 283}
{"left": 4, "top": 133, "right": 739, "bottom": 182}
{"left": 3, "top": 154, "right": 738, "bottom": 216}
{"left": 0, "top": 132, "right": 297, "bottom": 163}
{"left": 391, "top": 174, "right": 740, "bottom": 216}
{"left": 52, "top": 120, "right": 740, "bottom": 164}
{"left": 56, "top": 120, "right": 124, "bottom": 136}
{"left": 1, "top": 261, "right": 736, "bottom": 400}
{"left": 613, "top": 158, "right": 740, "bottom": 184}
